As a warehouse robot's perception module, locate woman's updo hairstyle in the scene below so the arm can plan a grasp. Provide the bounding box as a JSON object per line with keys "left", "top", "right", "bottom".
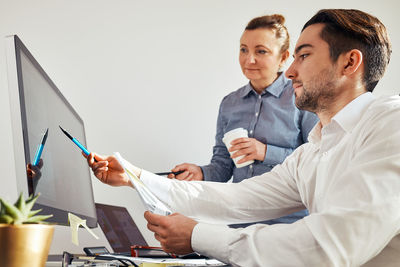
{"left": 245, "top": 14, "right": 290, "bottom": 54}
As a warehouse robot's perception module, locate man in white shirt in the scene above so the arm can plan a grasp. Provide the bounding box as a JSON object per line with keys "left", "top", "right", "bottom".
{"left": 87, "top": 9, "right": 400, "bottom": 266}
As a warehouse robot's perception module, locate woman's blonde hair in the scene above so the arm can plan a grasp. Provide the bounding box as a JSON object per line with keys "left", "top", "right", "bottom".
{"left": 245, "top": 14, "right": 290, "bottom": 54}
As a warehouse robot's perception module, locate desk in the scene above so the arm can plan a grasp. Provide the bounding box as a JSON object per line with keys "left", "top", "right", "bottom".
{"left": 46, "top": 262, "right": 230, "bottom": 267}
{"left": 46, "top": 254, "right": 230, "bottom": 267}
{"left": 46, "top": 255, "right": 62, "bottom": 267}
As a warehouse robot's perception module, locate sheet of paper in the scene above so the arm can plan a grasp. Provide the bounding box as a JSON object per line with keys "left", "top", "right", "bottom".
{"left": 102, "top": 254, "right": 226, "bottom": 266}
{"left": 139, "top": 263, "right": 183, "bottom": 267}
{"left": 114, "top": 152, "right": 172, "bottom": 216}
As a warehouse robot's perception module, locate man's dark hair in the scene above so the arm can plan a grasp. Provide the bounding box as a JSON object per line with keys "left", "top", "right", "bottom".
{"left": 302, "top": 9, "right": 392, "bottom": 92}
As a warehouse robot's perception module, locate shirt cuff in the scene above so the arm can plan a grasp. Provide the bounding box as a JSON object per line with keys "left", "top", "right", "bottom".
{"left": 264, "top": 144, "right": 288, "bottom": 166}
{"left": 191, "top": 222, "right": 232, "bottom": 264}
{"left": 140, "top": 169, "right": 173, "bottom": 205}
{"left": 199, "top": 165, "right": 212, "bottom": 181}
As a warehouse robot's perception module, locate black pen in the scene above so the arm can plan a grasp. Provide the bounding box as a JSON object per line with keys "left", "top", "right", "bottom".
{"left": 155, "top": 171, "right": 185, "bottom": 176}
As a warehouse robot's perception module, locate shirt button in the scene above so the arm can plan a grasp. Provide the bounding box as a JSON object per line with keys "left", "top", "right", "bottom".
{"left": 259, "top": 95, "right": 261, "bottom": 99}
{"left": 249, "top": 165, "right": 253, "bottom": 169}
{"left": 255, "top": 112, "right": 259, "bottom": 117}
{"left": 250, "top": 130, "right": 253, "bottom": 134}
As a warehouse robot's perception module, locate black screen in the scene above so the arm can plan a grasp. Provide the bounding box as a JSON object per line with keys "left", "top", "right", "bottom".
{"left": 96, "top": 203, "right": 147, "bottom": 253}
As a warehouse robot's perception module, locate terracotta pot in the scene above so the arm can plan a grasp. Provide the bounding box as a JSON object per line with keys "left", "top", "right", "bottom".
{"left": 0, "top": 224, "right": 54, "bottom": 267}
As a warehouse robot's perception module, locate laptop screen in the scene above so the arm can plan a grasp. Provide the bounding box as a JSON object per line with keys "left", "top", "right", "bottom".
{"left": 95, "top": 203, "right": 148, "bottom": 253}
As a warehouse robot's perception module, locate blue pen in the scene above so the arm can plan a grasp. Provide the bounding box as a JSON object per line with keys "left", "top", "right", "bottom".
{"left": 59, "top": 125, "right": 92, "bottom": 156}
{"left": 33, "top": 128, "right": 49, "bottom": 166}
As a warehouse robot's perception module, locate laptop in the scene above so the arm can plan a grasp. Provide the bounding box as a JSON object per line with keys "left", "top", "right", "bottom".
{"left": 95, "top": 203, "right": 148, "bottom": 256}
{"left": 95, "top": 203, "right": 206, "bottom": 259}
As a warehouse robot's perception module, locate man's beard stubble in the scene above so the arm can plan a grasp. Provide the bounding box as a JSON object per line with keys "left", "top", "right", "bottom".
{"left": 294, "top": 67, "right": 338, "bottom": 113}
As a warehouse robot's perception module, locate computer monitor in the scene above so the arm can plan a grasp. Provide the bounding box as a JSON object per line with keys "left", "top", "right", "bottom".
{"left": 5, "top": 35, "right": 97, "bottom": 227}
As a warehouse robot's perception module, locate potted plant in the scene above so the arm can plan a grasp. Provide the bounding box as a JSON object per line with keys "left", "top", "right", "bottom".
{"left": 0, "top": 193, "right": 54, "bottom": 267}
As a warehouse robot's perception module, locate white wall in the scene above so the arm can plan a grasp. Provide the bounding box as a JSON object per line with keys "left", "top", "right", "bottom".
{"left": 0, "top": 0, "right": 399, "bottom": 254}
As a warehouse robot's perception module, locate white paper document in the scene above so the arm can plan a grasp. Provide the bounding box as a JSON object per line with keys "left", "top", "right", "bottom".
{"left": 114, "top": 152, "right": 172, "bottom": 216}
{"left": 102, "top": 254, "right": 226, "bottom": 266}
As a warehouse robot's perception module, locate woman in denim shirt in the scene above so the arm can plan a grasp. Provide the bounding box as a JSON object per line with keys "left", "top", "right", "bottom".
{"left": 168, "top": 14, "right": 319, "bottom": 224}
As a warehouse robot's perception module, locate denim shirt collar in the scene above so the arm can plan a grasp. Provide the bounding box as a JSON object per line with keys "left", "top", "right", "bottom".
{"left": 240, "top": 72, "right": 289, "bottom": 98}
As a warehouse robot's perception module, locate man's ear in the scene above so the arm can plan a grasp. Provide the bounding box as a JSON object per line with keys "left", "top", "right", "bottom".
{"left": 342, "top": 49, "right": 363, "bottom": 75}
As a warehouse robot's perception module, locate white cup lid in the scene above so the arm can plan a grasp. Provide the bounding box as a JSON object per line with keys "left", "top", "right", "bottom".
{"left": 223, "top": 128, "right": 247, "bottom": 138}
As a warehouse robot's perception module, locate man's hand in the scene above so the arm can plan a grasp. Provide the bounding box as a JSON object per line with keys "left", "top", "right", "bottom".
{"left": 167, "top": 163, "right": 204, "bottom": 181}
{"left": 27, "top": 159, "right": 43, "bottom": 194}
{"left": 229, "top": 137, "right": 267, "bottom": 163}
{"left": 144, "top": 211, "right": 198, "bottom": 255}
{"left": 85, "top": 153, "right": 132, "bottom": 187}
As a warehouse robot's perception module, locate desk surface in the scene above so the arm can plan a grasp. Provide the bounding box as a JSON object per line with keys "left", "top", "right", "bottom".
{"left": 47, "top": 253, "right": 230, "bottom": 266}
{"left": 47, "top": 262, "right": 230, "bottom": 267}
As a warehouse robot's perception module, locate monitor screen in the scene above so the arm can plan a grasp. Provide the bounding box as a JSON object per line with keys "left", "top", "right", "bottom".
{"left": 5, "top": 35, "right": 97, "bottom": 227}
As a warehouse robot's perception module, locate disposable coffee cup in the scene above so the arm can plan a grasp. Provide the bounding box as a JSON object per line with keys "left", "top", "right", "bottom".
{"left": 222, "top": 128, "right": 254, "bottom": 168}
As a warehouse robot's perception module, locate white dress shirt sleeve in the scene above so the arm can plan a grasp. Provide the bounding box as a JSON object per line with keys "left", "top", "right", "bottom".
{"left": 187, "top": 153, "right": 333, "bottom": 266}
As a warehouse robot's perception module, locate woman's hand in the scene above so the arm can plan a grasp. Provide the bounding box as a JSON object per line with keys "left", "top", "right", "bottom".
{"left": 229, "top": 137, "right": 267, "bottom": 163}
{"left": 167, "top": 163, "right": 204, "bottom": 181}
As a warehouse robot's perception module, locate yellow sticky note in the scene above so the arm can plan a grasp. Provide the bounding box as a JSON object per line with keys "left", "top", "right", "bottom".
{"left": 68, "top": 213, "right": 99, "bottom": 246}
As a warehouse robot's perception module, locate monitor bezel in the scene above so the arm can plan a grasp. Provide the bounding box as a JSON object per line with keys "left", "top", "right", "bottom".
{"left": 6, "top": 35, "right": 97, "bottom": 228}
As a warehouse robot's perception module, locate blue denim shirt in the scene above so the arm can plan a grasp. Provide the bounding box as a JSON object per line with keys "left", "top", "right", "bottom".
{"left": 201, "top": 73, "right": 319, "bottom": 183}
{"left": 200, "top": 73, "right": 318, "bottom": 225}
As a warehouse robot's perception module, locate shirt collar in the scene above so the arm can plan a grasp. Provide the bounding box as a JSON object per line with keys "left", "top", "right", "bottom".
{"left": 308, "top": 92, "right": 375, "bottom": 144}
{"left": 239, "top": 72, "right": 289, "bottom": 98}
{"left": 331, "top": 92, "right": 375, "bottom": 133}
{"left": 308, "top": 122, "right": 323, "bottom": 144}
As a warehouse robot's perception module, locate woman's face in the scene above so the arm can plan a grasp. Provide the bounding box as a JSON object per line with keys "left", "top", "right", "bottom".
{"left": 239, "top": 28, "right": 287, "bottom": 89}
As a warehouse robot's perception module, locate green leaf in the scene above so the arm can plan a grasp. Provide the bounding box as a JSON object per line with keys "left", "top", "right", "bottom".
{"left": 0, "top": 214, "right": 14, "bottom": 224}
{"left": 27, "top": 193, "right": 39, "bottom": 203}
{"left": 13, "top": 218, "right": 24, "bottom": 225}
{"left": 28, "top": 209, "right": 42, "bottom": 218}
{"left": 24, "top": 194, "right": 40, "bottom": 217}
{"left": 24, "top": 214, "right": 53, "bottom": 223}
{"left": 0, "top": 199, "right": 4, "bottom": 216}
{"left": 0, "top": 198, "right": 22, "bottom": 220}
{"left": 14, "top": 192, "right": 26, "bottom": 212}
{"left": 27, "top": 194, "right": 34, "bottom": 202}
